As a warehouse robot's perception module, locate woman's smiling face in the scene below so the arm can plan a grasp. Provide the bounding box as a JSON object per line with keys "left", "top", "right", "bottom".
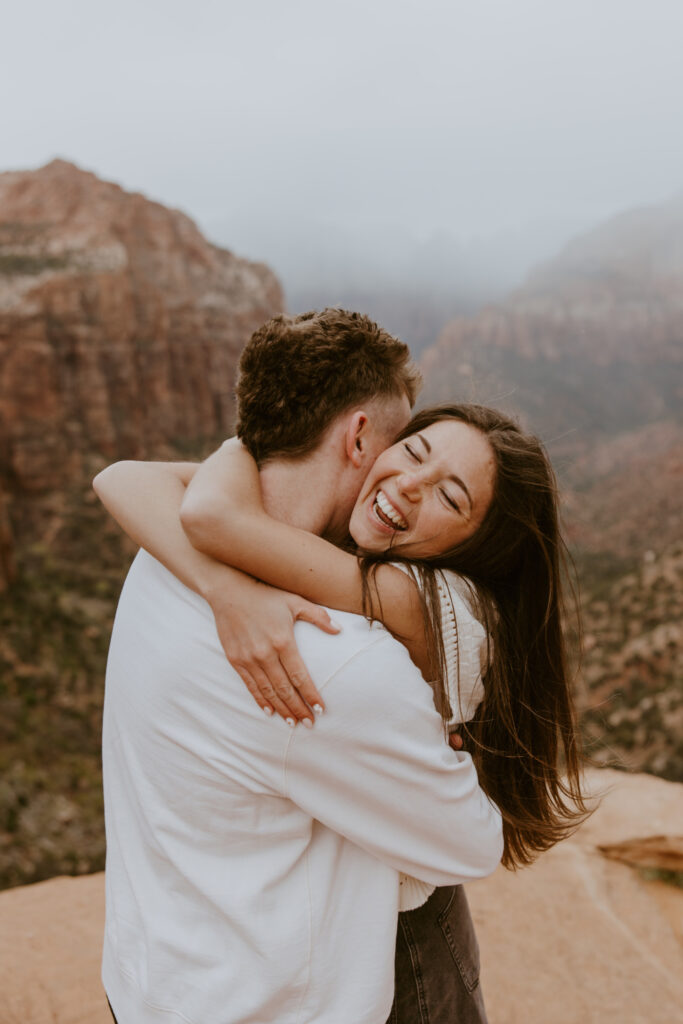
{"left": 348, "top": 418, "right": 496, "bottom": 557}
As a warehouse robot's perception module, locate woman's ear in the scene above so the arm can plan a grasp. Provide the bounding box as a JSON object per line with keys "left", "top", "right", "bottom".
{"left": 344, "top": 411, "right": 368, "bottom": 468}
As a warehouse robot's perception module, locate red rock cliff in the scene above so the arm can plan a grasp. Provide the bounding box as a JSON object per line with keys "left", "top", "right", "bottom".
{"left": 0, "top": 159, "right": 284, "bottom": 499}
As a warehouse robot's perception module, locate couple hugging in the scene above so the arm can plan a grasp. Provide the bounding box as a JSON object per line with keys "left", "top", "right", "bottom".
{"left": 95, "top": 308, "right": 587, "bottom": 1024}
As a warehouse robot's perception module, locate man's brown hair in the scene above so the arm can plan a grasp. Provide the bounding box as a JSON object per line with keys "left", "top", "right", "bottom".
{"left": 235, "top": 308, "right": 421, "bottom": 463}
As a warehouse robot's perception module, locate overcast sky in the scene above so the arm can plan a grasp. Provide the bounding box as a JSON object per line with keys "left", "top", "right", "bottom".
{"left": 3, "top": 0, "right": 683, "bottom": 284}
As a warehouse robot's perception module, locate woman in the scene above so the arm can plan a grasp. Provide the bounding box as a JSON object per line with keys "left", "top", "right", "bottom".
{"left": 96, "top": 402, "right": 589, "bottom": 1020}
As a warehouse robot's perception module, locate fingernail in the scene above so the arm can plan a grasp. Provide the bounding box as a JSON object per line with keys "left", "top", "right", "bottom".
{"left": 263, "top": 706, "right": 274, "bottom": 717}
{"left": 313, "top": 704, "right": 324, "bottom": 715}
{"left": 330, "top": 620, "right": 342, "bottom": 631}
{"left": 302, "top": 718, "right": 313, "bottom": 729}
{"left": 286, "top": 717, "right": 296, "bottom": 728}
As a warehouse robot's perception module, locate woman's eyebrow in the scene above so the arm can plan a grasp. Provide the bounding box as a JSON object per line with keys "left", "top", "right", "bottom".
{"left": 416, "top": 433, "right": 431, "bottom": 453}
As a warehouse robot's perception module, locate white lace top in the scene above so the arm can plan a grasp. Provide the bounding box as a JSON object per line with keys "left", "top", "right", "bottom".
{"left": 397, "top": 568, "right": 488, "bottom": 911}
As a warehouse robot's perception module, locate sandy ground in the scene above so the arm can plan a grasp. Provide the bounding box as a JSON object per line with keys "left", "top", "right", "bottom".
{"left": 2, "top": 768, "right": 682, "bottom": 1024}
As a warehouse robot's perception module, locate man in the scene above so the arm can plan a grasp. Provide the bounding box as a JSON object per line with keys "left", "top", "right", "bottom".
{"left": 95, "top": 309, "right": 501, "bottom": 1024}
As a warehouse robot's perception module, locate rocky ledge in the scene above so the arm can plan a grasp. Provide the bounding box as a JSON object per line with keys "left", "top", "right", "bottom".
{"left": 1, "top": 769, "right": 681, "bottom": 1024}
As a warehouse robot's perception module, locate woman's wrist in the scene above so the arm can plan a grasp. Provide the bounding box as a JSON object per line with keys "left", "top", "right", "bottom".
{"left": 196, "top": 559, "right": 257, "bottom": 608}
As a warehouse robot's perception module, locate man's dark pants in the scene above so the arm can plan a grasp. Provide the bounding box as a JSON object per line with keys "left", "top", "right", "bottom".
{"left": 388, "top": 884, "right": 488, "bottom": 1024}
{"left": 109, "top": 884, "right": 487, "bottom": 1024}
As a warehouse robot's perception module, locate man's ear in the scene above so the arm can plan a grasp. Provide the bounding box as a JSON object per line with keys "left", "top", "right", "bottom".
{"left": 344, "top": 411, "right": 368, "bottom": 469}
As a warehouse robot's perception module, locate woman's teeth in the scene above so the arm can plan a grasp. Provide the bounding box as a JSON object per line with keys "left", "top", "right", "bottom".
{"left": 373, "top": 490, "right": 408, "bottom": 530}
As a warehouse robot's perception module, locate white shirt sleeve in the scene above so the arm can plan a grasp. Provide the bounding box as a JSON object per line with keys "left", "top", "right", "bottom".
{"left": 283, "top": 632, "right": 503, "bottom": 887}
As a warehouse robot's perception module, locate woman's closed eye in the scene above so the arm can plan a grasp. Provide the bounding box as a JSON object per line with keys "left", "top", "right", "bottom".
{"left": 440, "top": 488, "right": 462, "bottom": 514}
{"left": 403, "top": 441, "right": 463, "bottom": 513}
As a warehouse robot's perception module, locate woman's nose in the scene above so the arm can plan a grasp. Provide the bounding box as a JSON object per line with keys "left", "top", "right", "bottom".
{"left": 396, "top": 471, "right": 423, "bottom": 501}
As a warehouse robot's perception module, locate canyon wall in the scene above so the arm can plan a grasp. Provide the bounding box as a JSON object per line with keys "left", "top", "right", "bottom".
{"left": 0, "top": 159, "right": 283, "bottom": 570}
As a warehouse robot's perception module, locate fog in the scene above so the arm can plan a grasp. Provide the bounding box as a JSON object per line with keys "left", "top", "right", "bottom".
{"left": 4, "top": 0, "right": 683, "bottom": 330}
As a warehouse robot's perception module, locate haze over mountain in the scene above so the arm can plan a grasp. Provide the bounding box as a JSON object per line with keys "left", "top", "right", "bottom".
{"left": 8, "top": 0, "right": 683, "bottom": 360}
{"left": 206, "top": 210, "right": 595, "bottom": 352}
{"left": 422, "top": 193, "right": 683, "bottom": 450}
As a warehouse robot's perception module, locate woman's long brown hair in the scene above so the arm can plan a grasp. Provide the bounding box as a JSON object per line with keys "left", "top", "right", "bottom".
{"left": 359, "top": 404, "right": 590, "bottom": 869}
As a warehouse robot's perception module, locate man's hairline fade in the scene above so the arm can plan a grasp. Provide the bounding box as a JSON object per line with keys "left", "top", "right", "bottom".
{"left": 252, "top": 389, "right": 415, "bottom": 467}
{"left": 235, "top": 308, "right": 422, "bottom": 465}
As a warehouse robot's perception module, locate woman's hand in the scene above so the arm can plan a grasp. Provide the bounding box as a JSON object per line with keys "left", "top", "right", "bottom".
{"left": 207, "top": 581, "right": 341, "bottom": 726}
{"left": 449, "top": 730, "right": 464, "bottom": 751}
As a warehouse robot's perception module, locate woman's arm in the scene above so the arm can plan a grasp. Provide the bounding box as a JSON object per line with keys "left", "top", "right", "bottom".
{"left": 94, "top": 460, "right": 202, "bottom": 592}
{"left": 180, "top": 441, "right": 429, "bottom": 674}
{"left": 93, "top": 461, "right": 339, "bottom": 723}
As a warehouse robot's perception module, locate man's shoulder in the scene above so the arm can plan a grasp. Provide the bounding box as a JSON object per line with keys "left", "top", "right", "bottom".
{"left": 293, "top": 609, "right": 423, "bottom": 695}
{"left": 289, "top": 613, "right": 445, "bottom": 756}
{"left": 122, "top": 549, "right": 209, "bottom": 616}
{"left": 112, "top": 549, "right": 216, "bottom": 656}
{"left": 122, "top": 552, "right": 422, "bottom": 695}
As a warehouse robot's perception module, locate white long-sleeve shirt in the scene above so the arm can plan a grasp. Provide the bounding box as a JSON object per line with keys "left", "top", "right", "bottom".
{"left": 102, "top": 551, "right": 502, "bottom": 1024}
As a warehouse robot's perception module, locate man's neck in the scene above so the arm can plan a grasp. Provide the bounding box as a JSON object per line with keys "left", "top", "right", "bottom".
{"left": 259, "top": 450, "right": 346, "bottom": 540}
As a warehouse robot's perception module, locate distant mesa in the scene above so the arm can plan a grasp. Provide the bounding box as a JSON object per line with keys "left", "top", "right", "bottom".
{"left": 526, "top": 194, "right": 683, "bottom": 292}
{"left": 421, "top": 192, "right": 683, "bottom": 446}
{"left": 420, "top": 192, "right": 683, "bottom": 563}
{"left": 0, "top": 159, "right": 284, "bottom": 499}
